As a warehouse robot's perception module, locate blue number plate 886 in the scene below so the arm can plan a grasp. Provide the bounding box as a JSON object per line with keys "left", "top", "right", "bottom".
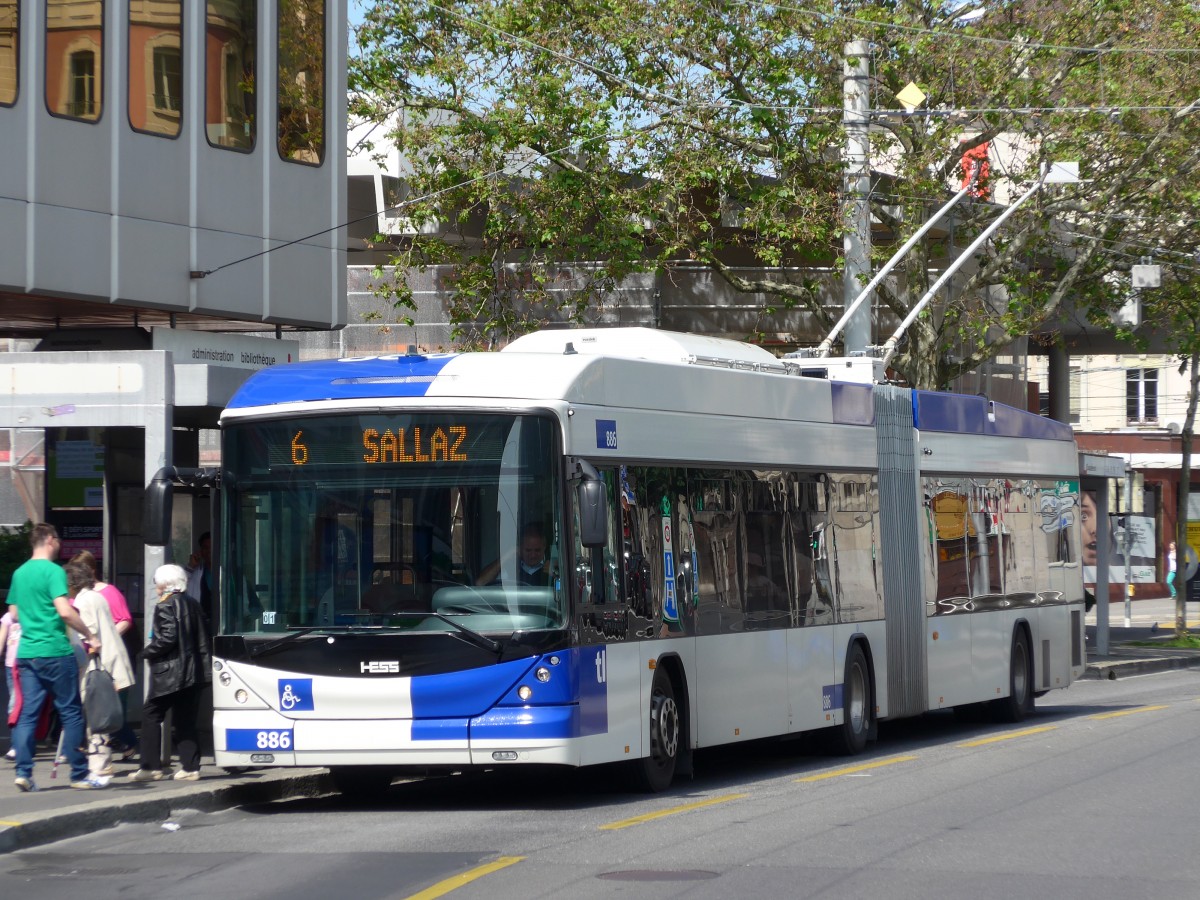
{"left": 226, "top": 729, "right": 294, "bottom": 751}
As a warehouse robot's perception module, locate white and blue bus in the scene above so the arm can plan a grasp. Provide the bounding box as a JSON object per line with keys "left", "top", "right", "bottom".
{"left": 149, "top": 328, "right": 1086, "bottom": 794}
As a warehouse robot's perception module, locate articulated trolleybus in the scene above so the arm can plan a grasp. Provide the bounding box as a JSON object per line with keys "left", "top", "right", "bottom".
{"left": 155, "top": 328, "right": 1086, "bottom": 794}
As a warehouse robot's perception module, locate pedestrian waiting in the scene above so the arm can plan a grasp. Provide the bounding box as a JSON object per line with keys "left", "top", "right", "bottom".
{"left": 8, "top": 524, "right": 108, "bottom": 791}
{"left": 66, "top": 561, "right": 136, "bottom": 781}
{"left": 128, "top": 564, "right": 211, "bottom": 783}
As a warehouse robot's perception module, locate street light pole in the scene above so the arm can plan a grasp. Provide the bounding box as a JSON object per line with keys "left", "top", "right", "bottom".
{"left": 842, "top": 39, "right": 872, "bottom": 356}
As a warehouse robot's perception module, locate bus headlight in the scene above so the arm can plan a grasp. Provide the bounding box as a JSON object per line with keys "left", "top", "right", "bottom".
{"left": 235, "top": 689, "right": 249, "bottom": 704}
{"left": 517, "top": 685, "right": 533, "bottom": 701}
{"left": 535, "top": 667, "right": 551, "bottom": 683}
{"left": 219, "top": 672, "right": 232, "bottom": 686}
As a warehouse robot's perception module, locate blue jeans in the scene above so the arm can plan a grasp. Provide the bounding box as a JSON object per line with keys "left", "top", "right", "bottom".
{"left": 13, "top": 656, "right": 88, "bottom": 782}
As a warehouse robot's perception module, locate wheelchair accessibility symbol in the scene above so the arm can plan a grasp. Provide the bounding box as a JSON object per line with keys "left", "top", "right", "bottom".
{"left": 278, "top": 678, "right": 314, "bottom": 711}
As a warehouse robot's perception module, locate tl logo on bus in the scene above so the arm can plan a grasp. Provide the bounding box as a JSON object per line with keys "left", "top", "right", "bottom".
{"left": 594, "top": 648, "right": 607, "bottom": 684}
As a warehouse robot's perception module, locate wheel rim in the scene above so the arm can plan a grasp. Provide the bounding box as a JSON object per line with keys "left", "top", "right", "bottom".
{"left": 847, "top": 661, "right": 866, "bottom": 733}
{"left": 651, "top": 692, "right": 680, "bottom": 763}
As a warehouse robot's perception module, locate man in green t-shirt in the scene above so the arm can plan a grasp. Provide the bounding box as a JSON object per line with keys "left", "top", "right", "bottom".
{"left": 8, "top": 523, "right": 105, "bottom": 791}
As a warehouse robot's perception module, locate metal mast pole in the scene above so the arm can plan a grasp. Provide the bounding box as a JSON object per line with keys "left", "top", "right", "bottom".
{"left": 842, "top": 40, "right": 872, "bottom": 355}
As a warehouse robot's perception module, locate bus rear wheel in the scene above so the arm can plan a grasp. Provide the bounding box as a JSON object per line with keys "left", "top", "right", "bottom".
{"left": 990, "top": 629, "right": 1033, "bottom": 723}
{"left": 824, "top": 642, "right": 872, "bottom": 755}
{"left": 329, "top": 765, "right": 394, "bottom": 799}
{"left": 631, "top": 670, "right": 681, "bottom": 792}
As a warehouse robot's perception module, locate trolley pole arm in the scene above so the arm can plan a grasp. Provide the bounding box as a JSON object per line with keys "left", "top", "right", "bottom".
{"left": 814, "top": 181, "right": 977, "bottom": 358}
{"left": 878, "top": 176, "right": 1044, "bottom": 370}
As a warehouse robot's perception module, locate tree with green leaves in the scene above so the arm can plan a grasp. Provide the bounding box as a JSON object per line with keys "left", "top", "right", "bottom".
{"left": 350, "top": 0, "right": 1200, "bottom": 389}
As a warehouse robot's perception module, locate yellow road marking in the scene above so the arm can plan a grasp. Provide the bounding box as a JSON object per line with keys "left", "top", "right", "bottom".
{"left": 958, "top": 725, "right": 1058, "bottom": 748}
{"left": 404, "top": 856, "right": 525, "bottom": 900}
{"left": 795, "top": 755, "right": 917, "bottom": 782}
{"left": 0, "top": 820, "right": 22, "bottom": 827}
{"left": 599, "top": 793, "right": 748, "bottom": 830}
{"left": 1090, "top": 704, "right": 1168, "bottom": 720}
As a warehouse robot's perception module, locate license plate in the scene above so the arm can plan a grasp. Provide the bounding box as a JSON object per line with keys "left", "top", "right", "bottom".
{"left": 226, "top": 728, "right": 293, "bottom": 751}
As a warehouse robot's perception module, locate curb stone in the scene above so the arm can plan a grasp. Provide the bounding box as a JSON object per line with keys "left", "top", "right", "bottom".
{"left": 0, "top": 770, "right": 330, "bottom": 854}
{"left": 1084, "top": 650, "right": 1200, "bottom": 680}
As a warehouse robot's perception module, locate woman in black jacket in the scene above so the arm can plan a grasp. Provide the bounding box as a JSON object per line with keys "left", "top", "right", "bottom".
{"left": 127, "top": 564, "right": 212, "bottom": 783}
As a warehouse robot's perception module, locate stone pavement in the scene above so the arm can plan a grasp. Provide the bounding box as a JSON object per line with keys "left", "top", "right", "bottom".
{"left": 2, "top": 596, "right": 1199, "bottom": 855}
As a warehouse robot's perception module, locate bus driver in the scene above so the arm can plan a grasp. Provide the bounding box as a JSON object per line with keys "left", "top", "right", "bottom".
{"left": 477, "top": 524, "right": 550, "bottom": 587}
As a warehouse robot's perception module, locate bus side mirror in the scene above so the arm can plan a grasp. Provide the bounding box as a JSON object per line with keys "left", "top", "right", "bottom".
{"left": 143, "top": 468, "right": 175, "bottom": 546}
{"left": 577, "top": 479, "right": 608, "bottom": 548}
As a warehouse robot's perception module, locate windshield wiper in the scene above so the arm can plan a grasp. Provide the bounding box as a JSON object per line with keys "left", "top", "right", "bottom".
{"left": 390, "top": 609, "right": 503, "bottom": 654}
{"left": 249, "top": 626, "right": 337, "bottom": 658}
{"left": 247, "top": 613, "right": 503, "bottom": 658}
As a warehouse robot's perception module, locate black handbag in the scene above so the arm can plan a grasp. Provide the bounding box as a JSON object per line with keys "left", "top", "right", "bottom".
{"left": 82, "top": 658, "right": 124, "bottom": 734}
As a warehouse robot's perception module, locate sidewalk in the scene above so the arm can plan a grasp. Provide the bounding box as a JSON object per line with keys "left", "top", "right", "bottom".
{"left": 3, "top": 596, "right": 1199, "bottom": 855}
{"left": 0, "top": 747, "right": 330, "bottom": 853}
{"left": 1084, "top": 594, "right": 1200, "bottom": 680}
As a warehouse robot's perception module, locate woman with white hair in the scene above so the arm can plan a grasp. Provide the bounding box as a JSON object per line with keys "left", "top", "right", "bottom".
{"left": 127, "top": 564, "right": 211, "bottom": 783}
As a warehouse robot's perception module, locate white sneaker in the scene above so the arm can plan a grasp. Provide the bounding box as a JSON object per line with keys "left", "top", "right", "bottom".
{"left": 127, "top": 769, "right": 164, "bottom": 783}
{"left": 173, "top": 770, "right": 201, "bottom": 781}
{"left": 70, "top": 775, "right": 110, "bottom": 790}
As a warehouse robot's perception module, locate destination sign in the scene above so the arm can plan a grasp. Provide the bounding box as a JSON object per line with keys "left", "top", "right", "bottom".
{"left": 289, "top": 424, "right": 472, "bottom": 466}
{"left": 227, "top": 413, "right": 556, "bottom": 474}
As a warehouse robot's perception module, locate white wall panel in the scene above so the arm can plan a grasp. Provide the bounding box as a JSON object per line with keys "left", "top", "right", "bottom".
{"left": 31, "top": 206, "right": 113, "bottom": 298}
{"left": 787, "top": 626, "right": 837, "bottom": 733}
{"left": 695, "top": 631, "right": 789, "bottom": 746}
{"left": 0, "top": 199, "right": 27, "bottom": 290}
{"left": 927, "top": 615, "right": 974, "bottom": 709}
{"left": 115, "top": 217, "right": 192, "bottom": 307}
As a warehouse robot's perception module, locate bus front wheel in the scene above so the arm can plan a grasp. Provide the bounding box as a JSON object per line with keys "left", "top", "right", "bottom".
{"left": 631, "top": 670, "right": 681, "bottom": 792}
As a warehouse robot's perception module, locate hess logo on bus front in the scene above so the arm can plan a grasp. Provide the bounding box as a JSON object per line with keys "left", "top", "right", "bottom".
{"left": 361, "top": 660, "right": 400, "bottom": 674}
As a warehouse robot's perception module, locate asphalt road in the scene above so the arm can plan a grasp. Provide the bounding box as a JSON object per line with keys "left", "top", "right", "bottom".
{"left": 3, "top": 666, "right": 1200, "bottom": 900}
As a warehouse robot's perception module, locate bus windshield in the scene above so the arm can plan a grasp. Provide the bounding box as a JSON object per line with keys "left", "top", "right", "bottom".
{"left": 220, "top": 411, "right": 565, "bottom": 636}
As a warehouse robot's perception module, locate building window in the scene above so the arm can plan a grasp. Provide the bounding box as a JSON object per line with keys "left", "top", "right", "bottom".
{"left": 1126, "top": 368, "right": 1158, "bottom": 424}
{"left": 69, "top": 50, "right": 97, "bottom": 117}
{"left": 129, "top": 1, "right": 182, "bottom": 137}
{"left": 0, "top": 0, "right": 17, "bottom": 107}
{"left": 206, "top": 0, "right": 256, "bottom": 151}
{"left": 153, "top": 47, "right": 181, "bottom": 112}
{"left": 46, "top": 0, "right": 103, "bottom": 122}
{"left": 277, "top": 0, "right": 325, "bottom": 166}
